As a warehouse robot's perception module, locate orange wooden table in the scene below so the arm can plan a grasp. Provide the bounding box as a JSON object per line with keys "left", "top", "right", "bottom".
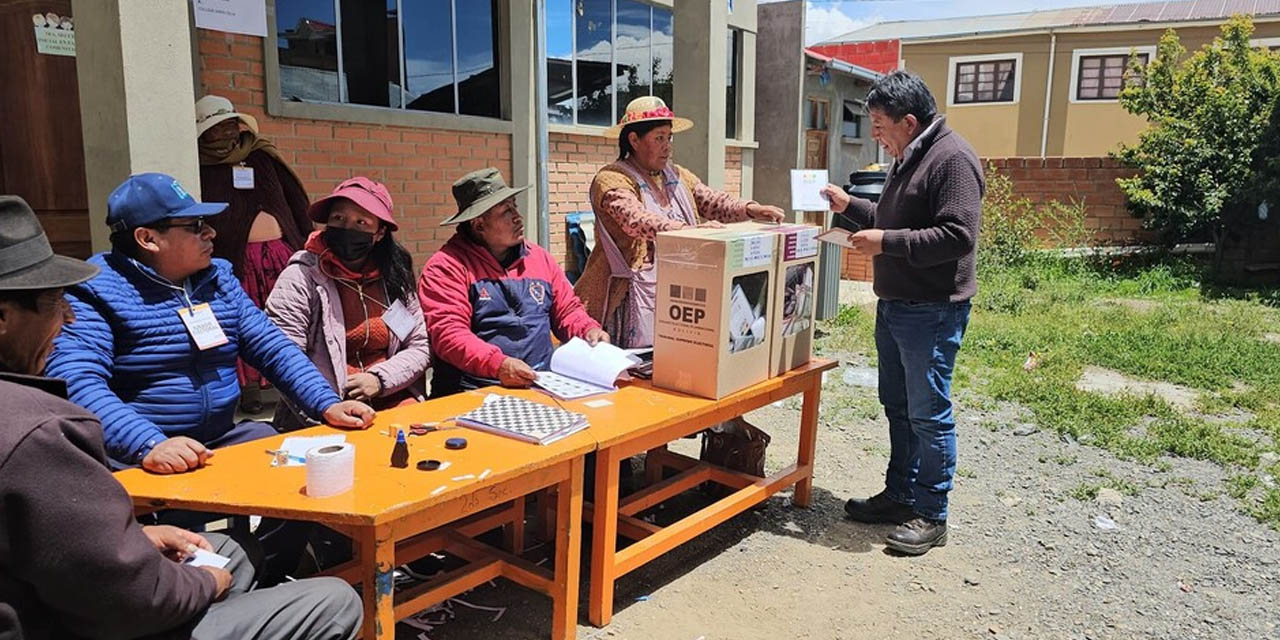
{"left": 114, "top": 390, "right": 592, "bottom": 640}
{"left": 541, "top": 358, "right": 837, "bottom": 627}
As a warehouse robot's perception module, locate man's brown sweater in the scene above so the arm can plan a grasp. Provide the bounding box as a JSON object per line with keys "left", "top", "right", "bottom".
{"left": 0, "top": 373, "right": 216, "bottom": 640}
{"left": 838, "top": 118, "right": 984, "bottom": 302}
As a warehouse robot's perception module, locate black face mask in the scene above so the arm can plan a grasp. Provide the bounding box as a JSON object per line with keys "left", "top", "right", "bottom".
{"left": 323, "top": 227, "right": 376, "bottom": 262}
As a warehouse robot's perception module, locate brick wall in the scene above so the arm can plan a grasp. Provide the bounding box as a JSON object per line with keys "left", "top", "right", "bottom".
{"left": 548, "top": 132, "right": 615, "bottom": 271}
{"left": 808, "top": 40, "right": 900, "bottom": 74}
{"left": 837, "top": 156, "right": 1144, "bottom": 281}
{"left": 198, "top": 30, "right": 512, "bottom": 262}
{"left": 724, "top": 147, "right": 743, "bottom": 198}
{"left": 985, "top": 157, "right": 1146, "bottom": 244}
{"left": 200, "top": 29, "right": 750, "bottom": 271}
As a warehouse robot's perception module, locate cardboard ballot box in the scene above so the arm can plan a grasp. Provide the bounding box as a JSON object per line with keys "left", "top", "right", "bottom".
{"left": 741, "top": 222, "right": 821, "bottom": 376}
{"left": 653, "top": 224, "right": 779, "bottom": 399}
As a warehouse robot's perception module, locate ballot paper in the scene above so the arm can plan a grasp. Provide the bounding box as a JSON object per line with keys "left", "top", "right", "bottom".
{"left": 185, "top": 548, "right": 232, "bottom": 569}
{"left": 790, "top": 169, "right": 830, "bottom": 211}
{"left": 817, "top": 228, "right": 857, "bottom": 249}
{"left": 273, "top": 435, "right": 347, "bottom": 467}
{"left": 533, "top": 337, "right": 642, "bottom": 400}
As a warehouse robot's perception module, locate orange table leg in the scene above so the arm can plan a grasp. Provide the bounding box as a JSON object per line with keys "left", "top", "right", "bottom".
{"left": 588, "top": 447, "right": 621, "bottom": 627}
{"left": 505, "top": 494, "right": 526, "bottom": 555}
{"left": 551, "top": 458, "right": 584, "bottom": 639}
{"left": 794, "top": 376, "right": 822, "bottom": 508}
{"left": 358, "top": 523, "right": 396, "bottom": 639}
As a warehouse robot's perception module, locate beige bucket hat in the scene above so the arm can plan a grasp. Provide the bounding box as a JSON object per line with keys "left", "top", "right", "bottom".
{"left": 195, "top": 94, "right": 259, "bottom": 137}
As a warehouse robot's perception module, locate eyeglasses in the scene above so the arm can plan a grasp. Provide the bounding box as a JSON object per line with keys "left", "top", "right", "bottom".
{"left": 154, "top": 217, "right": 209, "bottom": 234}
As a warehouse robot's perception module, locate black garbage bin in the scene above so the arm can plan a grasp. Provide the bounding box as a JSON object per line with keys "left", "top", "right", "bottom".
{"left": 835, "top": 169, "right": 887, "bottom": 232}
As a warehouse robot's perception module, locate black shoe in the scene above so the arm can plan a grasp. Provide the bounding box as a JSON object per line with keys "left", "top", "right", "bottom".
{"left": 885, "top": 517, "right": 948, "bottom": 555}
{"left": 844, "top": 491, "right": 916, "bottom": 524}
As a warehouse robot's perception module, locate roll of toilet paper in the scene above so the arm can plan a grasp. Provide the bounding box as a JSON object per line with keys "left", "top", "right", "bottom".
{"left": 305, "top": 443, "right": 355, "bottom": 498}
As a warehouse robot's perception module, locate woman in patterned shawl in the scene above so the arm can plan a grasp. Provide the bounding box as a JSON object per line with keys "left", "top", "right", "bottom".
{"left": 574, "top": 97, "right": 784, "bottom": 348}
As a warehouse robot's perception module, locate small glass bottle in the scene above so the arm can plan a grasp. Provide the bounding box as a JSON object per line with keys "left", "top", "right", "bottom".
{"left": 390, "top": 429, "right": 409, "bottom": 468}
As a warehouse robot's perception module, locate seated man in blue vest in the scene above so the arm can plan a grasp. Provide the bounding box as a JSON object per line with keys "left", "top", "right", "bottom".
{"left": 45, "top": 173, "right": 375, "bottom": 582}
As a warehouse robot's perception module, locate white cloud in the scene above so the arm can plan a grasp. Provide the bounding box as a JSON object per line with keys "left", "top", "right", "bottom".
{"left": 805, "top": 3, "right": 871, "bottom": 46}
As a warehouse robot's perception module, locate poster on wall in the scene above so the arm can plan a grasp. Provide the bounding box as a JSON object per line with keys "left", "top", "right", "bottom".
{"left": 192, "top": 0, "right": 267, "bottom": 37}
{"left": 32, "top": 12, "right": 75, "bottom": 57}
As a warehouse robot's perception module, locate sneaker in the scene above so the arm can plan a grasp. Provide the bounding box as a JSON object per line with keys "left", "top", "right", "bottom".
{"left": 885, "top": 517, "right": 948, "bottom": 555}
{"left": 843, "top": 491, "right": 916, "bottom": 524}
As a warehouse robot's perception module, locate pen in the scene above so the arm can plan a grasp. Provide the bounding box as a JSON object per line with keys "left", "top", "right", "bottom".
{"left": 265, "top": 449, "right": 306, "bottom": 464}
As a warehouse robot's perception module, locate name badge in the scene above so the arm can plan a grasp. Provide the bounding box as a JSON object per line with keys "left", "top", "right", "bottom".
{"left": 381, "top": 299, "right": 415, "bottom": 342}
{"left": 178, "top": 303, "right": 229, "bottom": 350}
{"left": 232, "top": 166, "right": 254, "bottom": 190}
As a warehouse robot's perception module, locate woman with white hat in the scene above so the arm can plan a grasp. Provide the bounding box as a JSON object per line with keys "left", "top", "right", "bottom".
{"left": 574, "top": 96, "right": 785, "bottom": 349}
{"left": 195, "top": 94, "right": 315, "bottom": 413}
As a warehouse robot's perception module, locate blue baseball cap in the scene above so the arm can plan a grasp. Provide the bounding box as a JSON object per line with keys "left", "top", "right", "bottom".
{"left": 106, "top": 173, "right": 227, "bottom": 233}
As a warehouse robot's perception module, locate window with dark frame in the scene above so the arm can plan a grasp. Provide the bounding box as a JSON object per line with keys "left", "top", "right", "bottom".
{"left": 841, "top": 102, "right": 861, "bottom": 139}
{"left": 726, "top": 28, "right": 740, "bottom": 139}
{"left": 274, "top": 0, "right": 500, "bottom": 118}
{"left": 546, "top": 0, "right": 675, "bottom": 126}
{"left": 953, "top": 58, "right": 1017, "bottom": 104}
{"left": 1076, "top": 53, "right": 1148, "bottom": 100}
{"left": 807, "top": 98, "right": 829, "bottom": 131}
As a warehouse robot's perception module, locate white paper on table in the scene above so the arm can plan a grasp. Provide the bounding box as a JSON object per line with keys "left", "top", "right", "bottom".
{"left": 185, "top": 548, "right": 232, "bottom": 569}
{"left": 817, "top": 228, "right": 857, "bottom": 249}
{"left": 533, "top": 337, "right": 641, "bottom": 400}
{"left": 790, "top": 169, "right": 830, "bottom": 211}
{"left": 275, "top": 435, "right": 346, "bottom": 467}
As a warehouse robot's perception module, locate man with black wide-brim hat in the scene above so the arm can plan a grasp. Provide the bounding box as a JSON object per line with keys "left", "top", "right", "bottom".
{"left": 0, "top": 196, "right": 361, "bottom": 640}
{"left": 418, "top": 167, "right": 608, "bottom": 397}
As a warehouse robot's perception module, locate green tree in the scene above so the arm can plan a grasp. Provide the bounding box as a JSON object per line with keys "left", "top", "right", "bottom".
{"left": 1115, "top": 16, "right": 1280, "bottom": 266}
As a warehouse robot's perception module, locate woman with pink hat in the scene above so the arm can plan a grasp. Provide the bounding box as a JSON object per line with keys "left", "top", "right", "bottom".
{"left": 575, "top": 96, "right": 785, "bottom": 349}
{"left": 265, "top": 177, "right": 430, "bottom": 429}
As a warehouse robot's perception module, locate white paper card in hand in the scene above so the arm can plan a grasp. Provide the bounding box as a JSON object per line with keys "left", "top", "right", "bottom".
{"left": 232, "top": 166, "right": 255, "bottom": 190}
{"left": 177, "top": 303, "right": 229, "bottom": 351}
{"left": 381, "top": 299, "right": 415, "bottom": 341}
{"left": 817, "top": 228, "right": 857, "bottom": 249}
{"left": 185, "top": 548, "right": 231, "bottom": 569}
{"left": 790, "top": 169, "right": 830, "bottom": 211}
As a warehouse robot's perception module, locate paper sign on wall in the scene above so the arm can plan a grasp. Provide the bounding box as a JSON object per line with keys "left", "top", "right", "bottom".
{"left": 192, "top": 0, "right": 267, "bottom": 37}
{"left": 32, "top": 12, "right": 75, "bottom": 57}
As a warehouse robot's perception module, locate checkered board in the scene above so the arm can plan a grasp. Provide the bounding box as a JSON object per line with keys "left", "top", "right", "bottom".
{"left": 456, "top": 394, "right": 589, "bottom": 445}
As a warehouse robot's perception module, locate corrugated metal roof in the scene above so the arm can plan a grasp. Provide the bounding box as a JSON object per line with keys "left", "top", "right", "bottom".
{"left": 804, "top": 48, "right": 884, "bottom": 82}
{"left": 824, "top": 0, "right": 1280, "bottom": 44}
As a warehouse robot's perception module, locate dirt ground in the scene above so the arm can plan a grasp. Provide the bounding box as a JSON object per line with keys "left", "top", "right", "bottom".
{"left": 395, "top": 365, "right": 1280, "bottom": 640}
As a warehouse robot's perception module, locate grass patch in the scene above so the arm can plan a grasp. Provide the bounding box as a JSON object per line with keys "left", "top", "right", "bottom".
{"left": 818, "top": 254, "right": 1280, "bottom": 528}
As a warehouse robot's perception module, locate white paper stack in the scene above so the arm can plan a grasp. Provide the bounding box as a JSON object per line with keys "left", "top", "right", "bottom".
{"left": 532, "top": 337, "right": 642, "bottom": 400}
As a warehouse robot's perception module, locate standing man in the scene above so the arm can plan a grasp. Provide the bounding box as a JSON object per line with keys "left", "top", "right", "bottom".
{"left": 822, "top": 71, "right": 983, "bottom": 555}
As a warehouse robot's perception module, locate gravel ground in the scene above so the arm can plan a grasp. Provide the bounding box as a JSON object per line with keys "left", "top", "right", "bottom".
{"left": 395, "top": 363, "right": 1280, "bottom": 640}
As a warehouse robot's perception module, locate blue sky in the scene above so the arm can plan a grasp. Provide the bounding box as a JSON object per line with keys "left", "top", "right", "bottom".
{"left": 801, "top": 0, "right": 1158, "bottom": 44}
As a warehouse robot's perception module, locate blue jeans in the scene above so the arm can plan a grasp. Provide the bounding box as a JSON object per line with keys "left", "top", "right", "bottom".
{"left": 875, "top": 299, "right": 971, "bottom": 521}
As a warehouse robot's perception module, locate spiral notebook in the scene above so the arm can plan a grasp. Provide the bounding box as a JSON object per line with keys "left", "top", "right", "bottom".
{"left": 456, "top": 394, "right": 589, "bottom": 445}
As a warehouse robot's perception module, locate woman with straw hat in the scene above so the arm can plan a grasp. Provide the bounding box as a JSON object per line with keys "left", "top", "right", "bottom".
{"left": 574, "top": 96, "right": 784, "bottom": 349}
